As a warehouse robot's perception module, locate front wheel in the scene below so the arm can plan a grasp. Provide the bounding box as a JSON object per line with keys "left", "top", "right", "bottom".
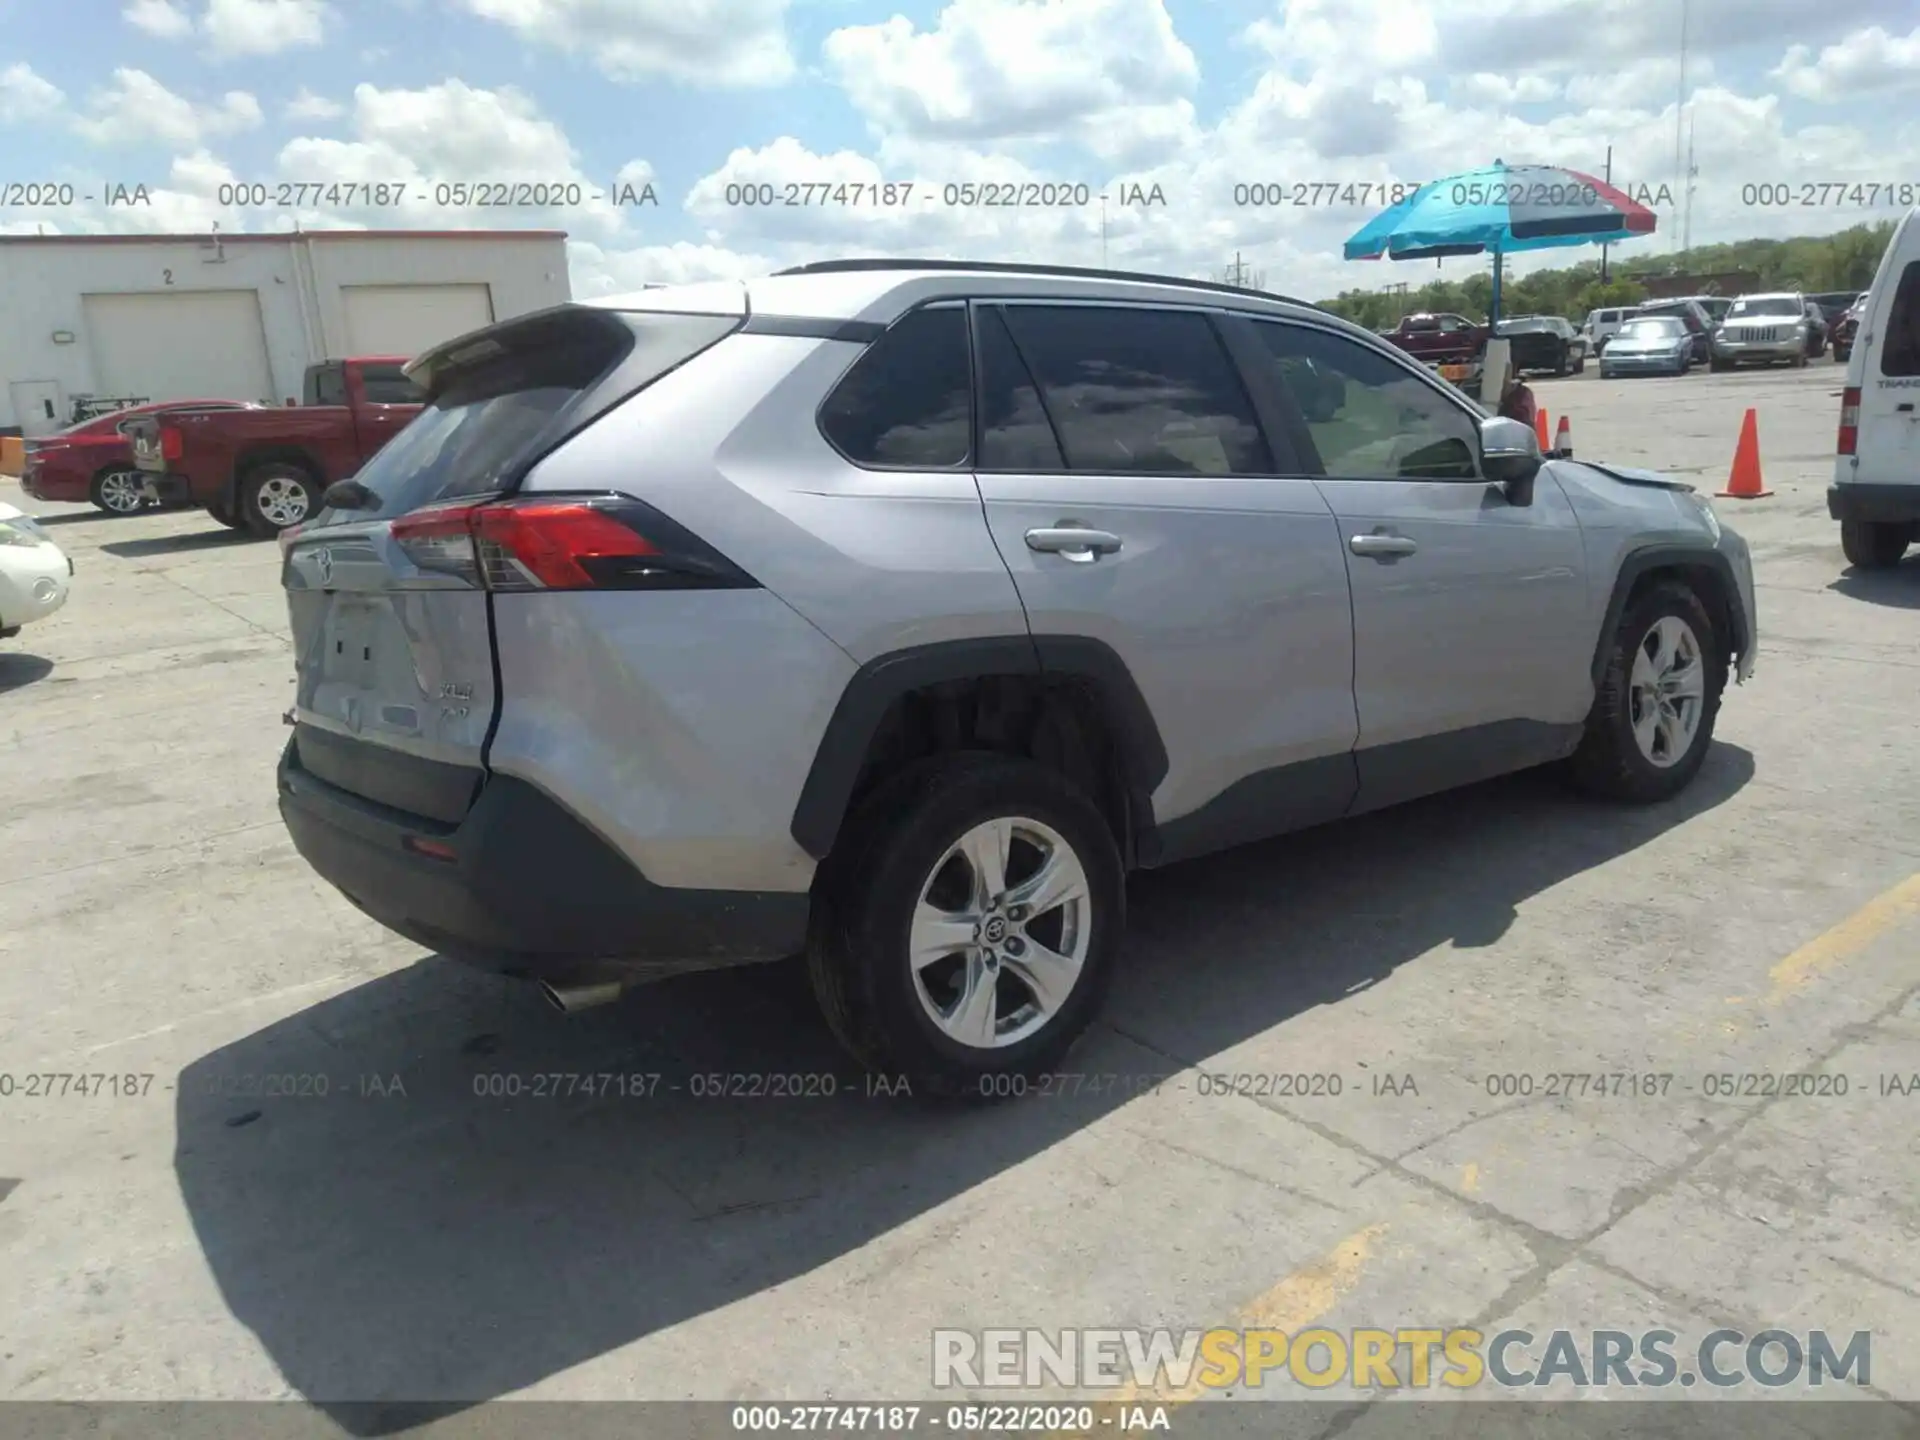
{"left": 1573, "top": 350, "right": 1586, "bottom": 374}
{"left": 240, "top": 463, "right": 319, "bottom": 537}
{"left": 89, "top": 468, "right": 148, "bottom": 516}
{"left": 807, "top": 754, "right": 1124, "bottom": 1099}
{"left": 1569, "top": 582, "right": 1726, "bottom": 804}
{"left": 1840, "top": 520, "right": 1911, "bottom": 570}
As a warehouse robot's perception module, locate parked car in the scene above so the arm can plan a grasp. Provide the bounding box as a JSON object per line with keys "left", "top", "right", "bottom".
{"left": 272, "top": 259, "right": 1758, "bottom": 1094}
{"left": 18, "top": 400, "right": 258, "bottom": 515}
{"left": 124, "top": 357, "right": 424, "bottom": 536}
{"left": 1494, "top": 315, "right": 1586, "bottom": 375}
{"left": 1631, "top": 299, "right": 1713, "bottom": 365}
{"left": 1381, "top": 311, "right": 1488, "bottom": 365}
{"left": 1832, "top": 292, "right": 1869, "bottom": 363}
{"left": 1709, "top": 292, "right": 1812, "bottom": 371}
{"left": 1830, "top": 207, "right": 1920, "bottom": 570}
{"left": 1583, "top": 306, "right": 1634, "bottom": 354}
{"left": 1802, "top": 302, "right": 1829, "bottom": 358}
{"left": 1808, "top": 290, "right": 1861, "bottom": 330}
{"left": 0, "top": 500, "right": 72, "bottom": 639}
{"left": 1599, "top": 316, "right": 1694, "bottom": 377}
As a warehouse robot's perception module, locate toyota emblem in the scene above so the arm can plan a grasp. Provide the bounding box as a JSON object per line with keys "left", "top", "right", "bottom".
{"left": 315, "top": 548, "right": 333, "bottom": 585}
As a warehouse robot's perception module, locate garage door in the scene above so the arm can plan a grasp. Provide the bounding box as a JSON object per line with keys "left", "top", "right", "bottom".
{"left": 340, "top": 284, "right": 495, "bottom": 361}
{"left": 82, "top": 290, "right": 276, "bottom": 404}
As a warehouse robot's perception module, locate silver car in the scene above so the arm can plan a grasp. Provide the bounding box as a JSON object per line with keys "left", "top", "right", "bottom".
{"left": 1710, "top": 292, "right": 1812, "bottom": 370}
{"left": 1598, "top": 316, "right": 1694, "bottom": 377}
{"left": 273, "top": 259, "right": 1758, "bottom": 1096}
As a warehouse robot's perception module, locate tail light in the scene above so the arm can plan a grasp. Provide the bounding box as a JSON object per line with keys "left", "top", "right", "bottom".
{"left": 160, "top": 426, "right": 183, "bottom": 461}
{"left": 1838, "top": 387, "right": 1861, "bottom": 456}
{"left": 390, "top": 494, "right": 755, "bottom": 593}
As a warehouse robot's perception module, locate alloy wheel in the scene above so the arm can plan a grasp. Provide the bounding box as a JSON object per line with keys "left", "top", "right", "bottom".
{"left": 1628, "top": 616, "right": 1706, "bottom": 768}
{"left": 908, "top": 816, "right": 1092, "bottom": 1050}
{"left": 256, "top": 475, "right": 311, "bottom": 529}
{"left": 96, "top": 469, "right": 146, "bottom": 514}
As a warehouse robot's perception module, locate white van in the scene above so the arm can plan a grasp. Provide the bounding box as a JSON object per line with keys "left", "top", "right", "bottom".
{"left": 1583, "top": 307, "right": 1633, "bottom": 353}
{"left": 1831, "top": 205, "right": 1920, "bottom": 569}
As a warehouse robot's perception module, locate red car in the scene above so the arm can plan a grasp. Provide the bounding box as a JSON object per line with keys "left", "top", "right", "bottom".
{"left": 20, "top": 400, "right": 260, "bottom": 515}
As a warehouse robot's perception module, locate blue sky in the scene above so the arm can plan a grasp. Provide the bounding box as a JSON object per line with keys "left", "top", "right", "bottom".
{"left": 3, "top": 0, "right": 1918, "bottom": 298}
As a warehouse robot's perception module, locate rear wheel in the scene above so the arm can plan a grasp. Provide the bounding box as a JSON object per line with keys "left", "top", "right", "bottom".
{"left": 1573, "top": 350, "right": 1586, "bottom": 374}
{"left": 240, "top": 463, "right": 319, "bottom": 538}
{"left": 89, "top": 467, "right": 147, "bottom": 516}
{"left": 1569, "top": 581, "right": 1725, "bottom": 804}
{"left": 807, "top": 754, "right": 1123, "bottom": 1099}
{"left": 1840, "top": 520, "right": 1912, "bottom": 570}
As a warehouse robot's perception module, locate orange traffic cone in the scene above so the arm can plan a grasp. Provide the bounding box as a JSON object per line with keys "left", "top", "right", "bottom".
{"left": 1554, "top": 415, "right": 1572, "bottom": 456}
{"left": 1534, "top": 407, "right": 1551, "bottom": 450}
{"left": 1717, "top": 408, "right": 1772, "bottom": 498}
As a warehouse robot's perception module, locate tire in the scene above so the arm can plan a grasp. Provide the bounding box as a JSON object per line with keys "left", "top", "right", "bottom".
{"left": 207, "top": 494, "right": 248, "bottom": 531}
{"left": 1553, "top": 345, "right": 1571, "bottom": 377}
{"left": 807, "top": 753, "right": 1124, "bottom": 1100}
{"left": 240, "top": 462, "right": 319, "bottom": 537}
{"left": 1569, "top": 581, "right": 1726, "bottom": 804}
{"left": 89, "top": 467, "right": 148, "bottom": 516}
{"left": 1840, "top": 520, "right": 1911, "bottom": 570}
{"left": 1834, "top": 345, "right": 1851, "bottom": 363}
{"left": 1574, "top": 351, "right": 1586, "bottom": 374}
{"left": 1792, "top": 351, "right": 1808, "bottom": 369}
{"left": 1709, "top": 357, "right": 1728, "bottom": 373}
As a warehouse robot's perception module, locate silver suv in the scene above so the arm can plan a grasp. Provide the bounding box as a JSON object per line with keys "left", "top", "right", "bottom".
{"left": 275, "top": 259, "right": 1758, "bottom": 1097}
{"left": 1711, "top": 292, "right": 1812, "bottom": 370}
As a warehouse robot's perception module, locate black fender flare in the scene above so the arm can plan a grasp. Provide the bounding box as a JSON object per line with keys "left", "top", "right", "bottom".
{"left": 789, "top": 635, "right": 1168, "bottom": 862}
{"left": 1590, "top": 543, "right": 1750, "bottom": 688}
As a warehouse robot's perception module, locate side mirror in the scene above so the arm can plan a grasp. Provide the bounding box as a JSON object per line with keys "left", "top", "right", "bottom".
{"left": 1479, "top": 416, "right": 1542, "bottom": 506}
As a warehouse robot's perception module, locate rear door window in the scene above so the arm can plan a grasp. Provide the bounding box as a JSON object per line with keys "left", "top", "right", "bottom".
{"left": 306, "top": 365, "right": 348, "bottom": 407}
{"left": 996, "top": 305, "right": 1272, "bottom": 475}
{"left": 1881, "top": 261, "right": 1920, "bottom": 377}
{"left": 819, "top": 306, "right": 972, "bottom": 468}
{"left": 977, "top": 306, "right": 1064, "bottom": 470}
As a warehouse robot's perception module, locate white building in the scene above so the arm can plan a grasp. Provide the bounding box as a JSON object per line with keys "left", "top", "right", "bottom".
{"left": 0, "top": 229, "right": 571, "bottom": 435}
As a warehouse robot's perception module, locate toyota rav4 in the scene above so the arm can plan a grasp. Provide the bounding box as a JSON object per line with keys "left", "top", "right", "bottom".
{"left": 275, "top": 260, "right": 1758, "bottom": 1097}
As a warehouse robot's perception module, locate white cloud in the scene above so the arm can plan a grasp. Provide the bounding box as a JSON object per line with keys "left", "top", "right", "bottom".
{"left": 1452, "top": 73, "right": 1560, "bottom": 107}
{"left": 824, "top": 0, "right": 1198, "bottom": 162}
{"left": 0, "top": 63, "right": 65, "bottom": 124}
{"left": 123, "top": 0, "right": 193, "bottom": 37}
{"left": 203, "top": 0, "right": 330, "bottom": 56}
{"left": 285, "top": 88, "right": 344, "bottom": 121}
{"left": 453, "top": 0, "right": 793, "bottom": 86}
{"left": 1773, "top": 25, "right": 1920, "bottom": 101}
{"left": 72, "top": 70, "right": 262, "bottom": 149}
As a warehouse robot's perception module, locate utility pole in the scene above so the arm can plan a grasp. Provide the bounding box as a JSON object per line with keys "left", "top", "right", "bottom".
{"left": 1682, "top": 109, "right": 1698, "bottom": 257}
{"left": 1673, "top": 0, "right": 1689, "bottom": 252}
{"left": 1600, "top": 145, "right": 1612, "bottom": 283}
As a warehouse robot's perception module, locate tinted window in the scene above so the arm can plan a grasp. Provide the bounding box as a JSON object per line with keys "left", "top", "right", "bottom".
{"left": 978, "top": 307, "right": 1064, "bottom": 470}
{"left": 1255, "top": 322, "right": 1478, "bottom": 480}
{"left": 1884, "top": 261, "right": 1920, "bottom": 377}
{"left": 1727, "top": 297, "right": 1802, "bottom": 318}
{"left": 306, "top": 365, "right": 348, "bottom": 406}
{"left": 819, "top": 306, "right": 971, "bottom": 467}
{"left": 360, "top": 364, "right": 425, "bottom": 405}
{"left": 998, "top": 306, "right": 1271, "bottom": 475}
{"left": 1620, "top": 319, "right": 1685, "bottom": 339}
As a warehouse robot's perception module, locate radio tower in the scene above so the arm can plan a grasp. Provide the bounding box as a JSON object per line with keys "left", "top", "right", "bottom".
{"left": 1681, "top": 109, "right": 1699, "bottom": 257}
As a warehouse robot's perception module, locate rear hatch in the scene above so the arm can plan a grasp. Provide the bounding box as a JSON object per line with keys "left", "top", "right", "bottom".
{"left": 278, "top": 302, "right": 744, "bottom": 821}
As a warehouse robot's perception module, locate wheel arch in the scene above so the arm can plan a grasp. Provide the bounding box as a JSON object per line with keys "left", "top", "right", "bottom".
{"left": 790, "top": 635, "right": 1169, "bottom": 868}
{"left": 230, "top": 446, "right": 323, "bottom": 516}
{"left": 1591, "top": 543, "right": 1748, "bottom": 688}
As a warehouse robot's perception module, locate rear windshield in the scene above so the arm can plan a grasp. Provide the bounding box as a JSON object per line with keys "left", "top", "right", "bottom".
{"left": 310, "top": 310, "right": 738, "bottom": 524}
{"left": 1884, "top": 261, "right": 1920, "bottom": 377}
{"left": 1619, "top": 319, "right": 1684, "bottom": 338}
{"left": 1727, "top": 297, "right": 1802, "bottom": 317}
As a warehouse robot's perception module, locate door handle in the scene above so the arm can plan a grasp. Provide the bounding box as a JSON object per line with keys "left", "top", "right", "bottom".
{"left": 1349, "top": 532, "right": 1418, "bottom": 560}
{"left": 1026, "top": 527, "right": 1123, "bottom": 562}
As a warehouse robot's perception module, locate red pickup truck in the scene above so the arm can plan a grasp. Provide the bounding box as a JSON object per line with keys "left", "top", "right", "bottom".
{"left": 1381, "top": 312, "right": 1490, "bottom": 366}
{"left": 127, "top": 356, "right": 424, "bottom": 536}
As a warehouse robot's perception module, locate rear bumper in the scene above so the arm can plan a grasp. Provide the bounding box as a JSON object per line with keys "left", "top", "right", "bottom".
{"left": 277, "top": 738, "right": 811, "bottom": 986}
{"left": 1828, "top": 483, "right": 1920, "bottom": 525}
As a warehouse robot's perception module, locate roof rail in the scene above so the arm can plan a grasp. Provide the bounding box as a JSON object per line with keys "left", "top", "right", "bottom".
{"left": 770, "top": 257, "right": 1321, "bottom": 310}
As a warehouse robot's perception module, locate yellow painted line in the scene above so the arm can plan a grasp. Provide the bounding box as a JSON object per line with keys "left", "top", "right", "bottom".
{"left": 1052, "top": 1221, "right": 1385, "bottom": 1435}
{"left": 1763, "top": 870, "right": 1920, "bottom": 1007}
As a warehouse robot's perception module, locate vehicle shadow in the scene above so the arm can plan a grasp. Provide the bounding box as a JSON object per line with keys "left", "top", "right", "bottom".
{"left": 174, "top": 743, "right": 1754, "bottom": 1429}
{"left": 101, "top": 529, "right": 256, "bottom": 559}
{"left": 0, "top": 652, "right": 53, "bottom": 692}
{"left": 1829, "top": 562, "right": 1920, "bottom": 608}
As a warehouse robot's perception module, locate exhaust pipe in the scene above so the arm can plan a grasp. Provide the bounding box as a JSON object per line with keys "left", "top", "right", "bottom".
{"left": 539, "top": 979, "right": 625, "bottom": 1014}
